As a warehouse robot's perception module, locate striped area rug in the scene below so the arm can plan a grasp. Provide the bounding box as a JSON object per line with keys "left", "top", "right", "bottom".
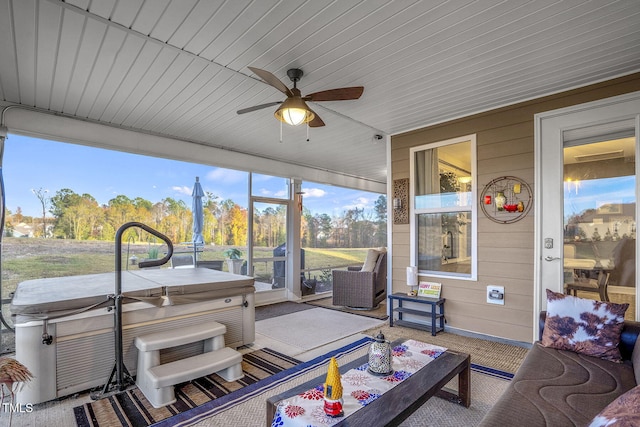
{"left": 73, "top": 348, "right": 300, "bottom": 427}
{"left": 153, "top": 337, "right": 374, "bottom": 427}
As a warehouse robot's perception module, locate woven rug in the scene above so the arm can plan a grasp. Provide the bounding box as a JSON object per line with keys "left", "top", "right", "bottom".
{"left": 305, "top": 297, "right": 389, "bottom": 320}
{"left": 73, "top": 348, "right": 300, "bottom": 427}
{"left": 364, "top": 324, "right": 530, "bottom": 374}
{"left": 182, "top": 340, "right": 514, "bottom": 427}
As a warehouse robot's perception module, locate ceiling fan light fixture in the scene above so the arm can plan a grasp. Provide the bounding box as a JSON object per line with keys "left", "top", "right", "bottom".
{"left": 274, "top": 97, "right": 314, "bottom": 126}
{"left": 240, "top": 67, "right": 362, "bottom": 128}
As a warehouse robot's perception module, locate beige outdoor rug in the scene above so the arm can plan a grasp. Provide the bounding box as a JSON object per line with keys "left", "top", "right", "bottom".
{"left": 364, "top": 324, "right": 530, "bottom": 374}
{"left": 255, "top": 307, "right": 385, "bottom": 353}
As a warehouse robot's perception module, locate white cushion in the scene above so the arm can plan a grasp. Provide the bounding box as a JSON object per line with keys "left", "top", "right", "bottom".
{"left": 361, "top": 249, "right": 381, "bottom": 272}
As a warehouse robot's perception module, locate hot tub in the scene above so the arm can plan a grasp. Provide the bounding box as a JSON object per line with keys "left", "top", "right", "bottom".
{"left": 11, "top": 268, "right": 255, "bottom": 404}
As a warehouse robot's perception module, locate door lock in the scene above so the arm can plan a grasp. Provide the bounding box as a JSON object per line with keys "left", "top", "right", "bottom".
{"left": 544, "top": 238, "right": 553, "bottom": 249}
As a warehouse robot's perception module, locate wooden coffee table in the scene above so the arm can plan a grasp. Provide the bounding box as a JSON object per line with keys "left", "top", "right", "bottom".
{"left": 266, "top": 342, "right": 470, "bottom": 426}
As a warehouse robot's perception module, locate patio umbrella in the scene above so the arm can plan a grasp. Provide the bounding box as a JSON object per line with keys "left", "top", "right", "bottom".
{"left": 191, "top": 177, "right": 205, "bottom": 261}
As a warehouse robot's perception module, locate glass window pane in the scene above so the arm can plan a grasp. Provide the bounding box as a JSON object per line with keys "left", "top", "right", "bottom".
{"left": 2, "top": 135, "right": 253, "bottom": 353}
{"left": 251, "top": 201, "right": 287, "bottom": 288}
{"left": 417, "top": 212, "right": 472, "bottom": 276}
{"left": 563, "top": 136, "right": 636, "bottom": 320}
{"left": 414, "top": 140, "right": 472, "bottom": 209}
{"left": 300, "top": 181, "right": 387, "bottom": 294}
{"left": 251, "top": 173, "right": 290, "bottom": 199}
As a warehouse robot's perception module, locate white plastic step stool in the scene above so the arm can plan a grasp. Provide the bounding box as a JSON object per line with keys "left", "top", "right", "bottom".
{"left": 134, "top": 322, "right": 243, "bottom": 408}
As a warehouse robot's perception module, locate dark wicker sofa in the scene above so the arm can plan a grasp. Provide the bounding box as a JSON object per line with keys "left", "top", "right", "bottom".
{"left": 479, "top": 311, "right": 640, "bottom": 427}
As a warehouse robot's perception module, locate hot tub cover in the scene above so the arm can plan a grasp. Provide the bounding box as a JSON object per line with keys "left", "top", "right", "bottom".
{"left": 10, "top": 271, "right": 163, "bottom": 317}
{"left": 10, "top": 268, "right": 255, "bottom": 319}
{"left": 139, "top": 268, "right": 255, "bottom": 305}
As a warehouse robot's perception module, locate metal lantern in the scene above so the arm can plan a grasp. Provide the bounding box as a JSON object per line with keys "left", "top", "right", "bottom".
{"left": 368, "top": 332, "right": 393, "bottom": 376}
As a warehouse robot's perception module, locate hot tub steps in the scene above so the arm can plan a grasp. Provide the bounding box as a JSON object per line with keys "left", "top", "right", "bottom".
{"left": 135, "top": 321, "right": 243, "bottom": 408}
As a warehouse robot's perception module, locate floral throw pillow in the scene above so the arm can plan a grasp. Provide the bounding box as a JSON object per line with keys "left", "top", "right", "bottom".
{"left": 589, "top": 385, "right": 640, "bottom": 427}
{"left": 541, "top": 289, "right": 628, "bottom": 362}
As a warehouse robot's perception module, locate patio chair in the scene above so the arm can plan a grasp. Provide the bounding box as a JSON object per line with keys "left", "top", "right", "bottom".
{"left": 564, "top": 243, "right": 612, "bottom": 302}
{"left": 196, "top": 260, "right": 224, "bottom": 271}
{"left": 171, "top": 254, "right": 194, "bottom": 268}
{"left": 332, "top": 251, "right": 387, "bottom": 310}
{"left": 608, "top": 237, "right": 635, "bottom": 287}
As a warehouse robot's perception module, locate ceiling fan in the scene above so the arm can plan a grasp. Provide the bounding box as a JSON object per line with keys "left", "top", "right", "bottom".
{"left": 237, "top": 67, "right": 364, "bottom": 127}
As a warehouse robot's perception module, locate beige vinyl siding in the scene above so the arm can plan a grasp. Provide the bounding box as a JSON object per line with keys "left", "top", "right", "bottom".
{"left": 391, "top": 72, "right": 640, "bottom": 342}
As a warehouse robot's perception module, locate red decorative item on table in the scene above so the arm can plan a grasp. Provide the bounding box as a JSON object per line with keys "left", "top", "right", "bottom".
{"left": 323, "top": 398, "right": 344, "bottom": 417}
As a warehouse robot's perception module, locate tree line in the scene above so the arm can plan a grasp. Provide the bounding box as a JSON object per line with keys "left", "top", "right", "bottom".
{"left": 5, "top": 188, "right": 387, "bottom": 248}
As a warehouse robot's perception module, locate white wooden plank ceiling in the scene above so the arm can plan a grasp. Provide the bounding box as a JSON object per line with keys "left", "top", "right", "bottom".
{"left": 0, "top": 0, "right": 639, "bottom": 186}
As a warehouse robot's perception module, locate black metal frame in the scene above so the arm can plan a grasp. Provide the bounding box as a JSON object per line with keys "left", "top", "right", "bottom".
{"left": 91, "top": 221, "right": 173, "bottom": 399}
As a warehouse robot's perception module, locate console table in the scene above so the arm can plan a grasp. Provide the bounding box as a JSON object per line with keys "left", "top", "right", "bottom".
{"left": 388, "top": 293, "right": 445, "bottom": 336}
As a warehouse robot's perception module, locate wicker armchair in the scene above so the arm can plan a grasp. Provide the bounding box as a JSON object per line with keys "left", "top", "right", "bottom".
{"left": 332, "top": 252, "right": 387, "bottom": 309}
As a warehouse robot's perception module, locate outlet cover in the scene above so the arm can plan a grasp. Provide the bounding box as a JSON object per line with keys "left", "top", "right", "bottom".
{"left": 487, "top": 285, "right": 505, "bottom": 305}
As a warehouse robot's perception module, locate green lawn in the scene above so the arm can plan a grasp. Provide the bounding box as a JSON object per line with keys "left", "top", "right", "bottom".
{"left": 0, "top": 238, "right": 368, "bottom": 297}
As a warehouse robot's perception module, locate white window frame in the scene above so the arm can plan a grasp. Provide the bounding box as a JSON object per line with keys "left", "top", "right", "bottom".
{"left": 409, "top": 134, "right": 477, "bottom": 281}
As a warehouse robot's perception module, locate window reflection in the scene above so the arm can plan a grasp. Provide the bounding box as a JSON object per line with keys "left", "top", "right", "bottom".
{"left": 414, "top": 142, "right": 472, "bottom": 209}
{"left": 563, "top": 137, "right": 636, "bottom": 320}
{"left": 417, "top": 212, "right": 471, "bottom": 275}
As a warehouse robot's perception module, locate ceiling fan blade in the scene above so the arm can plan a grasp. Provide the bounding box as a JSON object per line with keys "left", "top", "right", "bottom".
{"left": 308, "top": 108, "right": 325, "bottom": 127}
{"left": 305, "top": 86, "right": 364, "bottom": 102}
{"left": 237, "top": 101, "right": 282, "bottom": 114}
{"left": 248, "top": 67, "right": 293, "bottom": 97}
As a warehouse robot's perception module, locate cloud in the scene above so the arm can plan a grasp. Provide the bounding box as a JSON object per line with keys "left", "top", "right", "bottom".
{"left": 255, "top": 188, "right": 289, "bottom": 198}
{"left": 172, "top": 185, "right": 191, "bottom": 196}
{"left": 301, "top": 187, "right": 327, "bottom": 198}
{"left": 342, "top": 197, "right": 371, "bottom": 210}
{"left": 205, "top": 168, "right": 247, "bottom": 184}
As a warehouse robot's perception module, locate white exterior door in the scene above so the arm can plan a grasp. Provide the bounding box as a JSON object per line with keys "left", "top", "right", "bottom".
{"left": 535, "top": 92, "right": 640, "bottom": 339}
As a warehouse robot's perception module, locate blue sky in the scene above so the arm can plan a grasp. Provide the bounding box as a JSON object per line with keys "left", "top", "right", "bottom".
{"left": 3, "top": 134, "right": 383, "bottom": 219}
{"left": 564, "top": 175, "right": 636, "bottom": 220}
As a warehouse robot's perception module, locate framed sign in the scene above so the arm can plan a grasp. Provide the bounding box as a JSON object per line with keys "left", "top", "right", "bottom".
{"left": 417, "top": 281, "right": 442, "bottom": 298}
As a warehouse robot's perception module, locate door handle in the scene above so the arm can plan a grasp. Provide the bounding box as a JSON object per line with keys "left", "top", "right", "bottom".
{"left": 544, "top": 256, "right": 560, "bottom": 262}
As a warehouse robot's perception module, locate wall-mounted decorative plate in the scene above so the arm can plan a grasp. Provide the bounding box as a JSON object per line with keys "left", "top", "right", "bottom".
{"left": 480, "top": 176, "right": 532, "bottom": 224}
